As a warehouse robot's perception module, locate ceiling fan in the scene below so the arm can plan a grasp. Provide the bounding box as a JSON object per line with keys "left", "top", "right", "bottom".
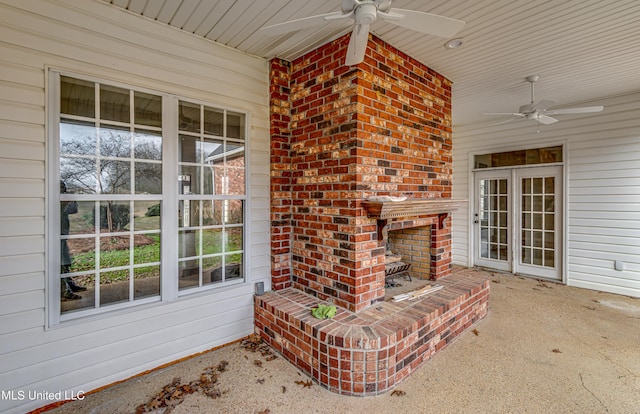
{"left": 258, "top": 0, "right": 465, "bottom": 66}
{"left": 483, "top": 75, "right": 604, "bottom": 126}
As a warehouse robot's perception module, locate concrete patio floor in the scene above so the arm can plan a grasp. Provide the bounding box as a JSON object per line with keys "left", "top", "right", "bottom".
{"left": 42, "top": 269, "right": 640, "bottom": 414}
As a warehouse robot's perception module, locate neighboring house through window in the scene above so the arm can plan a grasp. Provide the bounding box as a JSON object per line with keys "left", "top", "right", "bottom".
{"left": 49, "top": 72, "right": 247, "bottom": 324}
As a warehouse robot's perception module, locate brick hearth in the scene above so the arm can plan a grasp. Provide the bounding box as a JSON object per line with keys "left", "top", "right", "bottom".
{"left": 255, "top": 267, "right": 489, "bottom": 395}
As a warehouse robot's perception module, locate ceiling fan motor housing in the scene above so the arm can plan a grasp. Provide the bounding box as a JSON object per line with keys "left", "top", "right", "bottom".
{"left": 355, "top": 3, "right": 378, "bottom": 24}
{"left": 342, "top": 0, "right": 393, "bottom": 14}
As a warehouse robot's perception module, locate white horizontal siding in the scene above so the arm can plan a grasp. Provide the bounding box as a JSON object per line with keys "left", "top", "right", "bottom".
{"left": 452, "top": 92, "right": 640, "bottom": 299}
{"left": 0, "top": 1, "right": 270, "bottom": 413}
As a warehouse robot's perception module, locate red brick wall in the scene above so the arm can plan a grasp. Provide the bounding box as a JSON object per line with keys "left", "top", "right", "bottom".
{"left": 269, "top": 33, "right": 453, "bottom": 311}
{"left": 270, "top": 59, "right": 293, "bottom": 290}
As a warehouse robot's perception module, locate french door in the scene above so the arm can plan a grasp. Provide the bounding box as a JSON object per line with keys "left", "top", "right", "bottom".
{"left": 474, "top": 166, "right": 562, "bottom": 280}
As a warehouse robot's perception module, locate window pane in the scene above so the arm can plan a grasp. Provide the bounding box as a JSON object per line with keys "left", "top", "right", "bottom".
{"left": 224, "top": 256, "right": 243, "bottom": 281}
{"left": 544, "top": 213, "right": 554, "bottom": 230}
{"left": 202, "top": 138, "right": 224, "bottom": 163}
{"left": 62, "top": 200, "right": 95, "bottom": 235}
{"left": 201, "top": 228, "right": 223, "bottom": 255}
{"left": 226, "top": 144, "right": 245, "bottom": 195}
{"left": 204, "top": 256, "right": 223, "bottom": 285}
{"left": 179, "top": 135, "right": 199, "bottom": 163}
{"left": 134, "top": 265, "right": 160, "bottom": 299}
{"left": 100, "top": 126, "right": 131, "bottom": 158}
{"left": 178, "top": 258, "right": 199, "bottom": 290}
{"left": 179, "top": 230, "right": 197, "bottom": 258}
{"left": 65, "top": 237, "right": 96, "bottom": 273}
{"left": 135, "top": 162, "right": 162, "bottom": 194}
{"left": 60, "top": 121, "right": 96, "bottom": 156}
{"left": 203, "top": 200, "right": 223, "bottom": 226}
{"left": 100, "top": 270, "right": 129, "bottom": 305}
{"left": 227, "top": 111, "right": 245, "bottom": 139}
{"left": 179, "top": 101, "right": 200, "bottom": 132}
{"left": 100, "top": 235, "right": 130, "bottom": 269}
{"left": 533, "top": 231, "right": 543, "bottom": 248}
{"left": 134, "top": 130, "right": 162, "bottom": 160}
{"left": 100, "top": 160, "right": 131, "bottom": 194}
{"left": 533, "top": 249, "right": 543, "bottom": 266}
{"left": 544, "top": 231, "right": 555, "bottom": 249}
{"left": 61, "top": 157, "right": 97, "bottom": 194}
{"left": 61, "top": 274, "right": 95, "bottom": 313}
{"left": 204, "top": 108, "right": 223, "bottom": 136}
{"left": 133, "top": 234, "right": 160, "bottom": 265}
{"left": 134, "top": 201, "right": 160, "bottom": 231}
{"left": 544, "top": 250, "right": 555, "bottom": 268}
{"left": 544, "top": 196, "right": 554, "bottom": 212}
{"left": 100, "top": 201, "right": 130, "bottom": 232}
{"left": 225, "top": 200, "right": 243, "bottom": 224}
{"left": 61, "top": 76, "right": 95, "bottom": 117}
{"left": 134, "top": 91, "right": 162, "bottom": 127}
{"left": 179, "top": 165, "right": 200, "bottom": 195}
{"left": 179, "top": 200, "right": 199, "bottom": 228}
{"left": 100, "top": 84, "right": 130, "bottom": 123}
{"left": 226, "top": 227, "right": 243, "bottom": 252}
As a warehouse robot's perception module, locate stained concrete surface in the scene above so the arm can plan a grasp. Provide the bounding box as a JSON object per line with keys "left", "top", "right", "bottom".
{"left": 44, "top": 271, "right": 640, "bottom": 414}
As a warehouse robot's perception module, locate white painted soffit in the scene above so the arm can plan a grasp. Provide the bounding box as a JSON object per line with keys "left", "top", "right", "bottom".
{"left": 103, "top": 0, "right": 640, "bottom": 126}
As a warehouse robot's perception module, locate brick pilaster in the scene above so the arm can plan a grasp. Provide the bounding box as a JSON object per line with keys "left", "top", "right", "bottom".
{"left": 270, "top": 59, "right": 293, "bottom": 290}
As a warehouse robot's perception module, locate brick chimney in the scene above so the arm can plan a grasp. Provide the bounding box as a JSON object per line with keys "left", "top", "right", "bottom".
{"left": 269, "top": 34, "right": 453, "bottom": 312}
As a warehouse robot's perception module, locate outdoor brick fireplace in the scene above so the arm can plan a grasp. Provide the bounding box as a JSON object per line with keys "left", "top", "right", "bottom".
{"left": 258, "top": 33, "right": 489, "bottom": 395}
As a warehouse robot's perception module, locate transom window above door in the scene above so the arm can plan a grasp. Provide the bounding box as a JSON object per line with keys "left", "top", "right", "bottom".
{"left": 474, "top": 145, "right": 562, "bottom": 169}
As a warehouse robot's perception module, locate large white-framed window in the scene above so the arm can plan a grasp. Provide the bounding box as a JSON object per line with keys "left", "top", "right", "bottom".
{"left": 48, "top": 71, "right": 247, "bottom": 324}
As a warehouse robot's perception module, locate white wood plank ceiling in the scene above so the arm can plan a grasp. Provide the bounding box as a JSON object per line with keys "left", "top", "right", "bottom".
{"left": 103, "top": 0, "right": 640, "bottom": 126}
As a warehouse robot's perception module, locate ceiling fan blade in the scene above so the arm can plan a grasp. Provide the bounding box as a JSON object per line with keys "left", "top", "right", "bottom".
{"left": 482, "top": 112, "right": 525, "bottom": 117}
{"left": 380, "top": 8, "right": 465, "bottom": 38}
{"left": 258, "top": 11, "right": 346, "bottom": 37}
{"left": 345, "top": 23, "right": 370, "bottom": 66}
{"left": 536, "top": 114, "right": 558, "bottom": 125}
{"left": 544, "top": 106, "right": 604, "bottom": 115}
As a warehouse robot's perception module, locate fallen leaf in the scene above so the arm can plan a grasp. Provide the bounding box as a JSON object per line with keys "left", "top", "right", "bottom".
{"left": 281, "top": 386, "right": 287, "bottom": 394}
{"left": 295, "top": 380, "right": 313, "bottom": 388}
{"left": 254, "top": 360, "right": 263, "bottom": 367}
{"left": 256, "top": 378, "right": 265, "bottom": 384}
{"left": 491, "top": 279, "right": 500, "bottom": 284}
{"left": 552, "top": 348, "right": 562, "bottom": 353}
{"left": 391, "top": 390, "right": 406, "bottom": 396}
{"left": 266, "top": 355, "right": 278, "bottom": 361}
{"left": 472, "top": 329, "right": 479, "bottom": 336}
{"left": 584, "top": 306, "right": 596, "bottom": 311}
{"left": 258, "top": 409, "right": 271, "bottom": 414}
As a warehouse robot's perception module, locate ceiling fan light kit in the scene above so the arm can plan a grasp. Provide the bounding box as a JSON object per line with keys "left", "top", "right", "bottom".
{"left": 483, "top": 75, "right": 604, "bottom": 129}
{"left": 259, "top": 0, "right": 465, "bottom": 66}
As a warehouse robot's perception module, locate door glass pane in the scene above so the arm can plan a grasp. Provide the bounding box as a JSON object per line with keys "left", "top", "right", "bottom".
{"left": 520, "top": 175, "right": 556, "bottom": 269}
{"left": 479, "top": 178, "right": 508, "bottom": 262}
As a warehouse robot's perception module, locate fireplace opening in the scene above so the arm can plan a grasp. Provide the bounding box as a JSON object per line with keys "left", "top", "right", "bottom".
{"left": 382, "top": 224, "right": 435, "bottom": 300}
